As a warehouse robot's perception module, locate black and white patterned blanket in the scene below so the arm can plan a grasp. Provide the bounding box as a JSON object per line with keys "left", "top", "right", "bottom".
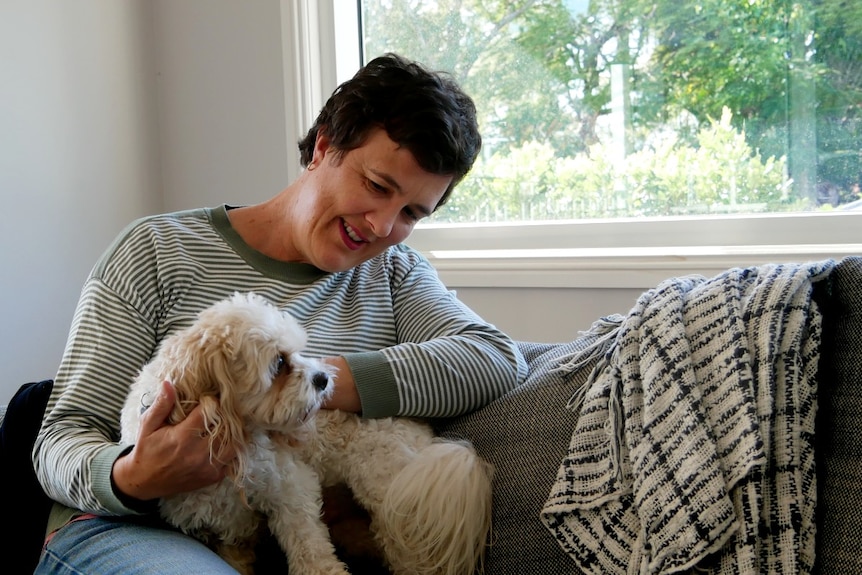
{"left": 541, "top": 260, "right": 835, "bottom": 575}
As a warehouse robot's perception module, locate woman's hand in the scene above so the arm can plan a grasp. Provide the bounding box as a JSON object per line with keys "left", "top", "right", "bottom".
{"left": 321, "top": 357, "right": 361, "bottom": 413}
{"left": 111, "top": 380, "right": 236, "bottom": 503}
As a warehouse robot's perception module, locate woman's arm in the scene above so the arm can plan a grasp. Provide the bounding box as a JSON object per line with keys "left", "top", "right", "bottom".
{"left": 337, "top": 248, "right": 527, "bottom": 419}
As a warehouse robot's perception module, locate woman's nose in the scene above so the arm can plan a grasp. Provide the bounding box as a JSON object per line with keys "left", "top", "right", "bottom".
{"left": 366, "top": 207, "right": 398, "bottom": 238}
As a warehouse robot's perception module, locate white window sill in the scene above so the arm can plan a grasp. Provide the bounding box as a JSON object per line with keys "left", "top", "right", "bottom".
{"left": 418, "top": 244, "right": 860, "bottom": 289}
{"left": 407, "top": 212, "right": 862, "bottom": 289}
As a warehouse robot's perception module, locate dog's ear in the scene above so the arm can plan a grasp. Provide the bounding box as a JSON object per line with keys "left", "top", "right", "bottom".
{"left": 160, "top": 325, "right": 227, "bottom": 404}
{"left": 159, "top": 325, "right": 249, "bottom": 457}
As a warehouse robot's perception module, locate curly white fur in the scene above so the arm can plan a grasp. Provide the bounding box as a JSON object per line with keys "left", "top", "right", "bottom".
{"left": 120, "top": 292, "right": 493, "bottom": 575}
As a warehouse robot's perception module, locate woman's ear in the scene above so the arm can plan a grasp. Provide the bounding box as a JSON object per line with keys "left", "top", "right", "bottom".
{"left": 311, "top": 128, "right": 332, "bottom": 167}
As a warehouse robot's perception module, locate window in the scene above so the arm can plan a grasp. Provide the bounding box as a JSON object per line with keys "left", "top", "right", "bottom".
{"left": 317, "top": 0, "right": 861, "bottom": 287}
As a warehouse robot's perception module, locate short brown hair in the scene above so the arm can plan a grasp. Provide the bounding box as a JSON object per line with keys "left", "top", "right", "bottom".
{"left": 298, "top": 53, "right": 481, "bottom": 209}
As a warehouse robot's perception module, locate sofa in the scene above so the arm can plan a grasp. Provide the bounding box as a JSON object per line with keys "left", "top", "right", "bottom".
{"left": 434, "top": 255, "right": 862, "bottom": 574}
{"left": 3, "top": 256, "right": 860, "bottom": 574}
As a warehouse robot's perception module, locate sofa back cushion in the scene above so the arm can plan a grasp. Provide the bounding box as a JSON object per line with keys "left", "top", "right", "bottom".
{"left": 814, "top": 255, "right": 862, "bottom": 574}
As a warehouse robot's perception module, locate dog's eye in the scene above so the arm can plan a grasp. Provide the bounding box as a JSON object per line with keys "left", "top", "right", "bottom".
{"left": 275, "top": 353, "right": 291, "bottom": 377}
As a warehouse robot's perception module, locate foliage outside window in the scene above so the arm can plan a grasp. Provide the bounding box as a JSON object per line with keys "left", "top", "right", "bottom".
{"left": 360, "top": 0, "right": 862, "bottom": 223}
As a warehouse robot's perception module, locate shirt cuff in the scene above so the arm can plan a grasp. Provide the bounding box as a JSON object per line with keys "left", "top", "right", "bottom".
{"left": 342, "top": 350, "right": 399, "bottom": 418}
{"left": 92, "top": 444, "right": 158, "bottom": 515}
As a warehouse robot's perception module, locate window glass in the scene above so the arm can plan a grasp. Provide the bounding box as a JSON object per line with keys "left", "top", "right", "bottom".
{"left": 359, "top": 0, "right": 862, "bottom": 224}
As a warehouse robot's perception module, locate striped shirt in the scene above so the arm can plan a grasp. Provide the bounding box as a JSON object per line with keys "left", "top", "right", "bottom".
{"left": 34, "top": 205, "right": 526, "bottom": 521}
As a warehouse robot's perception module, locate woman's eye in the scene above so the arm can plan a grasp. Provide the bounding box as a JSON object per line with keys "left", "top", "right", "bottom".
{"left": 368, "top": 178, "right": 387, "bottom": 193}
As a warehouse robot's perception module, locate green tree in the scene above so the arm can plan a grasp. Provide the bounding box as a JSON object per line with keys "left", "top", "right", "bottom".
{"left": 361, "top": 0, "right": 862, "bottom": 219}
{"left": 812, "top": 0, "right": 862, "bottom": 199}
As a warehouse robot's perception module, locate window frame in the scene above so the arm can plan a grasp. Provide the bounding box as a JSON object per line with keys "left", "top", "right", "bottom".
{"left": 292, "top": 0, "right": 862, "bottom": 290}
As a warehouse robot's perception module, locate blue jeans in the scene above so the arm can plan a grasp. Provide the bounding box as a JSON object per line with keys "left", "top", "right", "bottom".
{"left": 35, "top": 515, "right": 239, "bottom": 574}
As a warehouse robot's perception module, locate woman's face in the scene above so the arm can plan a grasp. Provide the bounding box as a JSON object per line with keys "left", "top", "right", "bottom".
{"left": 290, "top": 128, "right": 452, "bottom": 272}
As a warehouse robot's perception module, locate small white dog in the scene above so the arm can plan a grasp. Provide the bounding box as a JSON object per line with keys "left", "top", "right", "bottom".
{"left": 120, "top": 292, "right": 493, "bottom": 575}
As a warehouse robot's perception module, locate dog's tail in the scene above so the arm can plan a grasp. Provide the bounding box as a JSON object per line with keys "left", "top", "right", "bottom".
{"left": 378, "top": 439, "right": 493, "bottom": 575}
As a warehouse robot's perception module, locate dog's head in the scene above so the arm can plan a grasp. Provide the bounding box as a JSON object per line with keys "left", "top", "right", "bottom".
{"left": 151, "top": 292, "right": 333, "bottom": 467}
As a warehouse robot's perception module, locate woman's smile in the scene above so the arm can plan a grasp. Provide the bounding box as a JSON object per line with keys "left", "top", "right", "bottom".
{"left": 340, "top": 219, "right": 368, "bottom": 250}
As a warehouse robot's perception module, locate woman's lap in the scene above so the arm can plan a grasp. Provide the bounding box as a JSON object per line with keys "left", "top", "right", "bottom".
{"left": 35, "top": 515, "right": 238, "bottom": 574}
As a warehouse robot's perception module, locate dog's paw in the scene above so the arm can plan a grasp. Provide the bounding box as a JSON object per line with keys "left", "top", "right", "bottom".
{"left": 288, "top": 546, "right": 351, "bottom": 575}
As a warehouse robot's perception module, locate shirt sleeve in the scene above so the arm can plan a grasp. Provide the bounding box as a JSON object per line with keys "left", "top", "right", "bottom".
{"left": 345, "top": 249, "right": 527, "bottom": 418}
{"left": 34, "top": 241, "right": 161, "bottom": 516}
{"left": 33, "top": 214, "right": 165, "bottom": 515}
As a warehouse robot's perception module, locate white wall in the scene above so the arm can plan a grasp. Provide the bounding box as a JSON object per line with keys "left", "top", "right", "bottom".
{"left": 0, "top": 0, "right": 641, "bottom": 404}
{"left": 0, "top": 0, "right": 297, "bottom": 401}
{"left": 455, "top": 286, "right": 642, "bottom": 343}
{"left": 0, "top": 1, "right": 160, "bottom": 400}
{"left": 151, "top": 0, "right": 292, "bottom": 212}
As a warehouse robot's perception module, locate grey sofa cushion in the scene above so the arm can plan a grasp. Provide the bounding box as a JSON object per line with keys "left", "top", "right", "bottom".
{"left": 436, "top": 338, "right": 600, "bottom": 574}
{"left": 814, "top": 255, "right": 862, "bottom": 574}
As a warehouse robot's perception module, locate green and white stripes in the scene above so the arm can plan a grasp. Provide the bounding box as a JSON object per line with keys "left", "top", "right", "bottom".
{"left": 35, "top": 205, "right": 526, "bottom": 515}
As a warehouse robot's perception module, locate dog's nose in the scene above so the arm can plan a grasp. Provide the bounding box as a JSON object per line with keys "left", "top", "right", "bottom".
{"left": 312, "top": 372, "right": 330, "bottom": 391}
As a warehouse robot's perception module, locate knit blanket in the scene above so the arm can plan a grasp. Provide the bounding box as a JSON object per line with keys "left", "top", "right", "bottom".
{"left": 540, "top": 260, "right": 835, "bottom": 575}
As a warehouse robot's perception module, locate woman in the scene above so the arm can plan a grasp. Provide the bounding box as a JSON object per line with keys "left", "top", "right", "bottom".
{"left": 33, "top": 53, "right": 526, "bottom": 573}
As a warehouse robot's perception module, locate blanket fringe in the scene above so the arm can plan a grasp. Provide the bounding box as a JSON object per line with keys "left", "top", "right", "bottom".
{"left": 553, "top": 314, "right": 624, "bottom": 380}
{"left": 552, "top": 314, "right": 624, "bottom": 413}
{"left": 607, "top": 375, "right": 624, "bottom": 481}
{"left": 553, "top": 314, "right": 627, "bottom": 479}
{"left": 555, "top": 316, "right": 623, "bottom": 395}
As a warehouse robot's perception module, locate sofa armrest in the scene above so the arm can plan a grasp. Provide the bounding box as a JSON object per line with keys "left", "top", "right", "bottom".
{"left": 436, "top": 339, "right": 599, "bottom": 574}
